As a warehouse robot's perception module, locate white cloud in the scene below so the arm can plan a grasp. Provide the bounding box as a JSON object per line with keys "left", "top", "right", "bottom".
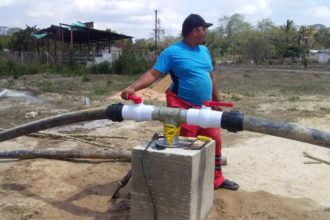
{"left": 0, "top": 0, "right": 22, "bottom": 7}
{"left": 308, "top": 5, "right": 330, "bottom": 20}
{"left": 66, "top": 0, "right": 177, "bottom": 38}
{"left": 26, "top": 10, "right": 55, "bottom": 19}
{"left": 73, "top": 0, "right": 100, "bottom": 11}
{"left": 74, "top": 0, "right": 144, "bottom": 13}
{"left": 226, "top": 0, "right": 272, "bottom": 23}
{"left": 1, "top": 0, "right": 330, "bottom": 39}
{"left": 23, "top": 1, "right": 75, "bottom": 21}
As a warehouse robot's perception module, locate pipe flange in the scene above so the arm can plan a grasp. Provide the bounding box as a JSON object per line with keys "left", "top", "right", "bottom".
{"left": 106, "top": 103, "right": 124, "bottom": 122}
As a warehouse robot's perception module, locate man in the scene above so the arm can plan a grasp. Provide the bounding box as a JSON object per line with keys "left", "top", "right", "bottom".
{"left": 121, "top": 14, "right": 239, "bottom": 190}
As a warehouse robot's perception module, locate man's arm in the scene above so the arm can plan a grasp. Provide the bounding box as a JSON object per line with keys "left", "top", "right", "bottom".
{"left": 120, "top": 68, "right": 163, "bottom": 100}
{"left": 210, "top": 72, "right": 220, "bottom": 101}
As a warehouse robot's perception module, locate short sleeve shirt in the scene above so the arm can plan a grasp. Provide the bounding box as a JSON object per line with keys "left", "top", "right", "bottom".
{"left": 153, "top": 41, "right": 213, "bottom": 106}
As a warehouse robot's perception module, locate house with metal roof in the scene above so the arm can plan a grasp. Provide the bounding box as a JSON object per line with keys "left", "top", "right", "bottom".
{"left": 34, "top": 21, "right": 132, "bottom": 65}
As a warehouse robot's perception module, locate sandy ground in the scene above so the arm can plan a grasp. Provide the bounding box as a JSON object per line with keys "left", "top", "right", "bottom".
{"left": 0, "top": 71, "right": 330, "bottom": 219}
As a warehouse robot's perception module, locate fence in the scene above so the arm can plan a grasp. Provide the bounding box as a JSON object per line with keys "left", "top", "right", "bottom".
{"left": 0, "top": 51, "right": 46, "bottom": 64}
{"left": 0, "top": 49, "right": 123, "bottom": 66}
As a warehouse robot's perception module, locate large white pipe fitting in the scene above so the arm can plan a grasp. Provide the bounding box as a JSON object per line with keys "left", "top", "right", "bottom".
{"left": 122, "top": 104, "right": 155, "bottom": 122}
{"left": 186, "top": 109, "right": 223, "bottom": 128}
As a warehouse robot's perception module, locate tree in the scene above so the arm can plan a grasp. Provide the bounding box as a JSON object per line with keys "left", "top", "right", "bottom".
{"left": 205, "top": 30, "right": 223, "bottom": 63}
{"left": 298, "top": 26, "right": 315, "bottom": 50}
{"left": 9, "top": 25, "right": 38, "bottom": 52}
{"left": 217, "top": 14, "right": 252, "bottom": 55}
{"left": 158, "top": 35, "right": 179, "bottom": 50}
{"left": 0, "top": 35, "right": 11, "bottom": 50}
{"left": 314, "top": 26, "right": 330, "bottom": 48}
{"left": 276, "top": 20, "right": 305, "bottom": 63}
{"left": 7, "top": 27, "right": 21, "bottom": 35}
{"left": 298, "top": 25, "right": 316, "bottom": 67}
{"left": 257, "top": 19, "right": 275, "bottom": 33}
{"left": 244, "top": 32, "right": 270, "bottom": 65}
{"left": 281, "top": 19, "right": 296, "bottom": 43}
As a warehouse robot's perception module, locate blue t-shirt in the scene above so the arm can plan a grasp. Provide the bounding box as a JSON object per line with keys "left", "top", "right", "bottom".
{"left": 153, "top": 41, "right": 213, "bottom": 106}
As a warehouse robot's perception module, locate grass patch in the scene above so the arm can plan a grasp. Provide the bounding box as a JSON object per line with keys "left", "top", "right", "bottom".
{"left": 242, "top": 91, "right": 255, "bottom": 97}
{"left": 82, "top": 74, "right": 91, "bottom": 82}
{"left": 36, "top": 81, "right": 56, "bottom": 93}
{"left": 219, "top": 68, "right": 330, "bottom": 97}
{"left": 32, "top": 79, "right": 81, "bottom": 93}
{"left": 288, "top": 96, "right": 300, "bottom": 102}
{"left": 91, "top": 74, "right": 139, "bottom": 96}
{"left": 231, "top": 94, "right": 241, "bottom": 101}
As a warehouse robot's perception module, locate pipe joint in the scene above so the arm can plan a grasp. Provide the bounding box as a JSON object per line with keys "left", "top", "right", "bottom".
{"left": 221, "top": 110, "right": 244, "bottom": 132}
{"left": 186, "top": 109, "right": 223, "bottom": 128}
{"left": 122, "top": 104, "right": 155, "bottom": 122}
{"left": 106, "top": 103, "right": 124, "bottom": 122}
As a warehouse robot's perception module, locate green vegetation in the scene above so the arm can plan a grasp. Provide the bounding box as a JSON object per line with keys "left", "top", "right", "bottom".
{"left": 34, "top": 81, "right": 56, "bottom": 93}
{"left": 288, "top": 96, "right": 300, "bottom": 102}
{"left": 219, "top": 69, "right": 330, "bottom": 97}
{"left": 206, "top": 14, "right": 330, "bottom": 65}
{"left": 0, "top": 50, "right": 151, "bottom": 78}
{"left": 91, "top": 74, "right": 138, "bottom": 96}
{"left": 32, "top": 79, "right": 80, "bottom": 93}
{"left": 0, "top": 60, "right": 49, "bottom": 78}
{"left": 0, "top": 35, "right": 11, "bottom": 51}
{"left": 1, "top": 13, "right": 330, "bottom": 79}
{"left": 89, "top": 61, "right": 113, "bottom": 74}
{"left": 82, "top": 74, "right": 91, "bottom": 82}
{"left": 8, "top": 26, "right": 38, "bottom": 52}
{"left": 112, "top": 48, "right": 151, "bottom": 75}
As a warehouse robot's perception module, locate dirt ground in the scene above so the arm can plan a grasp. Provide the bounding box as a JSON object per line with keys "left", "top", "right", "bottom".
{"left": 0, "top": 66, "right": 330, "bottom": 220}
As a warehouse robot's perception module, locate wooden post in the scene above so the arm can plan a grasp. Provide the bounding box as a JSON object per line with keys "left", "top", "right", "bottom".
{"left": 70, "top": 30, "right": 73, "bottom": 48}
{"left": 54, "top": 33, "right": 57, "bottom": 65}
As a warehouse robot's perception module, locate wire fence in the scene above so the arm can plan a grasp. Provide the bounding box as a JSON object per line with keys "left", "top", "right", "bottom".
{"left": 0, "top": 51, "right": 47, "bottom": 64}
{"left": 0, "top": 49, "right": 155, "bottom": 66}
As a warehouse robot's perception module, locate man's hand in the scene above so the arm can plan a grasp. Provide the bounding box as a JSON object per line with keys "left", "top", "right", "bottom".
{"left": 119, "top": 68, "right": 163, "bottom": 100}
{"left": 121, "top": 87, "right": 136, "bottom": 100}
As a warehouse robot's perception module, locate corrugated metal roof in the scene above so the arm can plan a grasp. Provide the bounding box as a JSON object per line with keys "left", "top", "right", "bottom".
{"left": 35, "top": 24, "right": 132, "bottom": 43}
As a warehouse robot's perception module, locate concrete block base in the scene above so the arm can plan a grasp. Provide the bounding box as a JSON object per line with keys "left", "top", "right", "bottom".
{"left": 130, "top": 138, "right": 215, "bottom": 220}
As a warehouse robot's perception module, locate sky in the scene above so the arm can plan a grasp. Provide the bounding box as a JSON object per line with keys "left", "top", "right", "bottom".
{"left": 1, "top": 0, "right": 330, "bottom": 39}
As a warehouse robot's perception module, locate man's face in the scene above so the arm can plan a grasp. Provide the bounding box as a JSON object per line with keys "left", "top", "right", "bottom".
{"left": 193, "top": 26, "right": 207, "bottom": 45}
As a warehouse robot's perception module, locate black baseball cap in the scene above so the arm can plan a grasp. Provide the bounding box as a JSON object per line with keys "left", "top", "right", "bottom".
{"left": 182, "top": 14, "right": 213, "bottom": 37}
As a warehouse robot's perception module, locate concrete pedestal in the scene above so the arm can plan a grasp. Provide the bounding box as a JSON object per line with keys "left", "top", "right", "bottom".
{"left": 130, "top": 139, "right": 215, "bottom": 220}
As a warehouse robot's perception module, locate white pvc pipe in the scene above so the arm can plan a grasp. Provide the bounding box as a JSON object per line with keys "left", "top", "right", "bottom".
{"left": 122, "top": 104, "right": 155, "bottom": 122}
{"left": 186, "top": 109, "right": 223, "bottom": 128}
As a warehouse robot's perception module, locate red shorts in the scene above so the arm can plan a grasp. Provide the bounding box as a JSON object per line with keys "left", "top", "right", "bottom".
{"left": 166, "top": 89, "right": 225, "bottom": 187}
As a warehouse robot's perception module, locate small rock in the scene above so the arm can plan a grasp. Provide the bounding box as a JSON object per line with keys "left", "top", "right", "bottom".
{"left": 24, "top": 111, "right": 39, "bottom": 119}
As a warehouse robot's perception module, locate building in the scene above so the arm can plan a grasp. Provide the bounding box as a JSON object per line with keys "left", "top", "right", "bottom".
{"left": 0, "top": 26, "right": 9, "bottom": 36}
{"left": 309, "top": 49, "right": 330, "bottom": 63}
{"left": 34, "top": 21, "right": 132, "bottom": 65}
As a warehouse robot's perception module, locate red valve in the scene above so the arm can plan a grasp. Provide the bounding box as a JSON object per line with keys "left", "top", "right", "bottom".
{"left": 202, "top": 101, "right": 234, "bottom": 108}
{"left": 128, "top": 95, "right": 142, "bottom": 104}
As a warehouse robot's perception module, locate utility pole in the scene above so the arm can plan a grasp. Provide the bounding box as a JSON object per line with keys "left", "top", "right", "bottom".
{"left": 154, "top": 9, "right": 158, "bottom": 60}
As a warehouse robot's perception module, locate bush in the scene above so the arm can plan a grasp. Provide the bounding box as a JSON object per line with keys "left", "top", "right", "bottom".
{"left": 5, "top": 60, "right": 25, "bottom": 78}
{"left": 82, "top": 74, "right": 91, "bottom": 82}
{"left": 56, "top": 63, "right": 88, "bottom": 76}
{"left": 87, "top": 50, "right": 151, "bottom": 75}
{"left": 0, "top": 48, "right": 150, "bottom": 78}
{"left": 88, "top": 61, "right": 113, "bottom": 74}
{"left": 112, "top": 49, "right": 151, "bottom": 75}
{"left": 0, "top": 59, "right": 5, "bottom": 76}
{"left": 0, "top": 60, "right": 49, "bottom": 78}
{"left": 26, "top": 62, "right": 43, "bottom": 75}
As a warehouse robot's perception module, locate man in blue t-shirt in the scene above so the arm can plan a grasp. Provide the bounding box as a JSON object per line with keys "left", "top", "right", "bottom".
{"left": 121, "top": 14, "right": 239, "bottom": 190}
